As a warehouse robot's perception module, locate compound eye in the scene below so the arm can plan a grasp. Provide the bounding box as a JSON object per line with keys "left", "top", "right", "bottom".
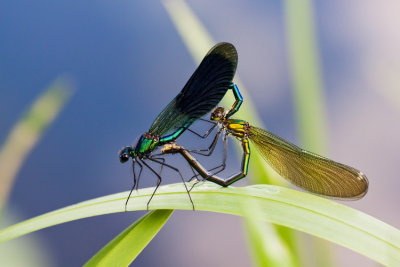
{"left": 119, "top": 146, "right": 132, "bottom": 163}
{"left": 210, "top": 107, "right": 225, "bottom": 121}
{"left": 210, "top": 112, "right": 220, "bottom": 121}
{"left": 119, "top": 153, "right": 130, "bottom": 163}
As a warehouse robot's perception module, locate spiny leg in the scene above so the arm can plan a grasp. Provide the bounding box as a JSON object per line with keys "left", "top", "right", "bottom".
{"left": 125, "top": 160, "right": 138, "bottom": 211}
{"left": 140, "top": 159, "right": 162, "bottom": 210}
{"left": 135, "top": 161, "right": 143, "bottom": 190}
{"left": 188, "top": 128, "right": 223, "bottom": 156}
{"left": 187, "top": 124, "right": 222, "bottom": 156}
{"left": 189, "top": 132, "right": 229, "bottom": 181}
{"left": 152, "top": 157, "right": 166, "bottom": 178}
{"left": 187, "top": 119, "right": 217, "bottom": 139}
{"left": 210, "top": 132, "right": 229, "bottom": 175}
{"left": 151, "top": 157, "right": 168, "bottom": 204}
{"left": 148, "top": 157, "right": 195, "bottom": 210}
{"left": 211, "top": 132, "right": 229, "bottom": 175}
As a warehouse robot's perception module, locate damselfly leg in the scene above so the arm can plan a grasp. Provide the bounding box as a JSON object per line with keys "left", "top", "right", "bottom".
{"left": 147, "top": 157, "right": 195, "bottom": 210}
{"left": 125, "top": 160, "right": 143, "bottom": 211}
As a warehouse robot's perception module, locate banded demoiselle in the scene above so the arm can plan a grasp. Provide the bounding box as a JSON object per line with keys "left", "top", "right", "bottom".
{"left": 119, "top": 42, "right": 239, "bottom": 209}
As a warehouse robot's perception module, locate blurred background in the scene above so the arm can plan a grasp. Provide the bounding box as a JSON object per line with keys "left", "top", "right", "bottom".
{"left": 0, "top": 0, "right": 399, "bottom": 266}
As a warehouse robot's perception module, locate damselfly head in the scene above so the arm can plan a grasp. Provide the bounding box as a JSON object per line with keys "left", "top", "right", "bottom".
{"left": 119, "top": 146, "right": 133, "bottom": 163}
{"left": 210, "top": 107, "right": 225, "bottom": 121}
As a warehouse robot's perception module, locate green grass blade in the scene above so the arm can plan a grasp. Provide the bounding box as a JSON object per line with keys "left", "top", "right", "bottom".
{"left": 284, "top": 0, "right": 332, "bottom": 265}
{"left": 0, "top": 77, "right": 73, "bottom": 208}
{"left": 0, "top": 183, "right": 398, "bottom": 266}
{"left": 242, "top": 201, "right": 297, "bottom": 267}
{"left": 284, "top": 0, "right": 327, "bottom": 152}
{"left": 84, "top": 210, "right": 173, "bottom": 267}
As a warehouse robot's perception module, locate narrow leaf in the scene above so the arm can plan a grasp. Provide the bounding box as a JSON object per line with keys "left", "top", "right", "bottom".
{"left": 84, "top": 210, "right": 173, "bottom": 267}
{"left": 0, "top": 77, "right": 73, "bottom": 207}
{"left": 0, "top": 183, "right": 398, "bottom": 266}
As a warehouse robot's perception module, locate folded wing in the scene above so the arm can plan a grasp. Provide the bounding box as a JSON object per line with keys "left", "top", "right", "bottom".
{"left": 149, "top": 42, "right": 238, "bottom": 136}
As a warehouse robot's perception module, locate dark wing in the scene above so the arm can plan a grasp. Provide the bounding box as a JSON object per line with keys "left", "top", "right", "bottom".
{"left": 149, "top": 42, "right": 237, "bottom": 136}
{"left": 249, "top": 126, "right": 368, "bottom": 199}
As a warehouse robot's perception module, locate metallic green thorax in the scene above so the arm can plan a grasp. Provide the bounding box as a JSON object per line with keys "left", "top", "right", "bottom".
{"left": 132, "top": 134, "right": 159, "bottom": 156}
{"left": 131, "top": 122, "right": 191, "bottom": 158}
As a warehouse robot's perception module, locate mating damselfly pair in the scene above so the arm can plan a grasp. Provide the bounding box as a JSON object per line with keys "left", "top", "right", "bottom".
{"left": 119, "top": 43, "right": 368, "bottom": 210}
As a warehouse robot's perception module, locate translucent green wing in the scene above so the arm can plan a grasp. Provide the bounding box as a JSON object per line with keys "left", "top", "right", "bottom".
{"left": 149, "top": 42, "right": 237, "bottom": 136}
{"left": 249, "top": 126, "right": 368, "bottom": 199}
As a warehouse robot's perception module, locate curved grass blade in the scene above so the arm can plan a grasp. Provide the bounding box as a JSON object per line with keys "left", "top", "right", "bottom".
{"left": 148, "top": 42, "right": 237, "bottom": 136}
{"left": 0, "top": 183, "right": 398, "bottom": 266}
{"left": 284, "top": 0, "right": 327, "bottom": 152}
{"left": 285, "top": 0, "right": 334, "bottom": 265}
{"left": 84, "top": 210, "right": 173, "bottom": 267}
